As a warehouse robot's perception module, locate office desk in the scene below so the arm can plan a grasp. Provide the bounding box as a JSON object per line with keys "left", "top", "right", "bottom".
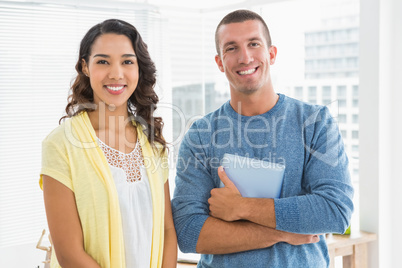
{"left": 177, "top": 263, "right": 197, "bottom": 267}
{"left": 327, "top": 231, "right": 377, "bottom": 268}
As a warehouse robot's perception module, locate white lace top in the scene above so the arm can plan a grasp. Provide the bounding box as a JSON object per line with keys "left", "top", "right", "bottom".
{"left": 98, "top": 138, "right": 153, "bottom": 268}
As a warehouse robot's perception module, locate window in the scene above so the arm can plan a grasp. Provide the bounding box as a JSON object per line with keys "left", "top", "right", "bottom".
{"left": 0, "top": 0, "right": 363, "bottom": 266}
{"left": 341, "top": 130, "right": 347, "bottom": 138}
{"left": 352, "top": 114, "right": 359, "bottom": 124}
{"left": 337, "top": 85, "right": 347, "bottom": 98}
{"left": 321, "top": 86, "right": 332, "bottom": 104}
{"left": 338, "top": 99, "right": 347, "bottom": 108}
{"left": 353, "top": 85, "right": 359, "bottom": 96}
{"left": 352, "top": 85, "right": 359, "bottom": 107}
{"left": 308, "top": 86, "right": 317, "bottom": 104}
{"left": 338, "top": 114, "right": 347, "bottom": 124}
{"left": 322, "top": 86, "right": 332, "bottom": 97}
{"left": 322, "top": 98, "right": 332, "bottom": 105}
{"left": 309, "top": 86, "right": 317, "bottom": 96}
{"left": 294, "top": 86, "right": 304, "bottom": 100}
{"left": 0, "top": 1, "right": 169, "bottom": 265}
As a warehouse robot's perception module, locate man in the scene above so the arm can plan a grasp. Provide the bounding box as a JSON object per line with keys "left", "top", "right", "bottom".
{"left": 172, "top": 9, "right": 354, "bottom": 267}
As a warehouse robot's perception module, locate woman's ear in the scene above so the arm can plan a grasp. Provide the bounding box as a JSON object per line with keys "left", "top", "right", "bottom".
{"left": 82, "top": 59, "right": 89, "bottom": 76}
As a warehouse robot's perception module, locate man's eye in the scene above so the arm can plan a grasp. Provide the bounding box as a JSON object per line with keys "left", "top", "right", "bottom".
{"left": 226, "top": 47, "right": 235, "bottom": 52}
{"left": 251, "top": 43, "right": 260, "bottom": 47}
{"left": 97, "top": 60, "right": 108, "bottom": 64}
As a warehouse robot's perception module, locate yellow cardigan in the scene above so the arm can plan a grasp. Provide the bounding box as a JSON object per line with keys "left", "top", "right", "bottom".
{"left": 40, "top": 111, "right": 167, "bottom": 268}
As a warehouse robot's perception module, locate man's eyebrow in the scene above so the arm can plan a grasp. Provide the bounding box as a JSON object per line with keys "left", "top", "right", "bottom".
{"left": 222, "top": 37, "right": 263, "bottom": 48}
{"left": 93, "top": 54, "right": 136, "bottom": 58}
{"left": 222, "top": 41, "right": 236, "bottom": 49}
{"left": 249, "top": 37, "right": 263, "bottom": 42}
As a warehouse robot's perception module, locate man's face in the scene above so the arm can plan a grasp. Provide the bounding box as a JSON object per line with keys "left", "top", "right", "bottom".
{"left": 215, "top": 20, "right": 277, "bottom": 97}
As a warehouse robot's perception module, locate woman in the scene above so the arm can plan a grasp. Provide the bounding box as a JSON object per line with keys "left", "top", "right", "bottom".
{"left": 40, "top": 19, "right": 177, "bottom": 268}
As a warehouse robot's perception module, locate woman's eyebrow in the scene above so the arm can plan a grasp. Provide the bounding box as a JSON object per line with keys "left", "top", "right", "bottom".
{"left": 122, "top": 54, "right": 136, "bottom": 58}
{"left": 93, "top": 54, "right": 136, "bottom": 58}
{"left": 93, "top": 54, "right": 109, "bottom": 58}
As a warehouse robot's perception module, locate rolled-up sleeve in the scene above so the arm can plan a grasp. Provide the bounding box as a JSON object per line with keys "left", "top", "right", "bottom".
{"left": 275, "top": 107, "right": 354, "bottom": 234}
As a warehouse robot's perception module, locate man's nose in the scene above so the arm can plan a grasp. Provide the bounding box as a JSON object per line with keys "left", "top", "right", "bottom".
{"left": 238, "top": 47, "right": 253, "bottom": 64}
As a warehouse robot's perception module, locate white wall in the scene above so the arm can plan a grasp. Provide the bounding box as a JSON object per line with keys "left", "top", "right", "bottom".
{"left": 359, "top": 0, "right": 402, "bottom": 267}
{"left": 0, "top": 243, "right": 46, "bottom": 268}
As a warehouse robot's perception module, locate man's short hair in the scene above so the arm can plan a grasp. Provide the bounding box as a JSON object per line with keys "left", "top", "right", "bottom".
{"left": 215, "top": 9, "right": 272, "bottom": 55}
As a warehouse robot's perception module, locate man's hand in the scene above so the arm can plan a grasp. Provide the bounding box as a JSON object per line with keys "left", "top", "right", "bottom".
{"left": 208, "top": 166, "right": 243, "bottom": 221}
{"left": 280, "top": 231, "right": 321, "bottom": 246}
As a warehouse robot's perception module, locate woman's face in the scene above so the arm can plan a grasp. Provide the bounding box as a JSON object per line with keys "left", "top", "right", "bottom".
{"left": 82, "top": 33, "right": 139, "bottom": 110}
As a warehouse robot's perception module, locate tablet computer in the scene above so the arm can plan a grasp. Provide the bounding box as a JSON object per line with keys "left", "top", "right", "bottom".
{"left": 220, "top": 153, "right": 285, "bottom": 198}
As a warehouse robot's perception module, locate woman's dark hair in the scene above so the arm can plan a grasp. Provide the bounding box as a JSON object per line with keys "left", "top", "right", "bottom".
{"left": 62, "top": 19, "right": 166, "bottom": 154}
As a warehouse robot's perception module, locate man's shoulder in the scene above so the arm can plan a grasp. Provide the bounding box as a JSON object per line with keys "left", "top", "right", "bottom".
{"left": 180, "top": 102, "right": 229, "bottom": 149}
{"left": 281, "top": 93, "right": 318, "bottom": 108}
{"left": 281, "top": 94, "right": 329, "bottom": 116}
{"left": 190, "top": 101, "right": 229, "bottom": 128}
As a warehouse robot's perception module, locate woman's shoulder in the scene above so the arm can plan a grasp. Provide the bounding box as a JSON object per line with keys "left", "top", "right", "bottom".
{"left": 42, "top": 118, "right": 75, "bottom": 146}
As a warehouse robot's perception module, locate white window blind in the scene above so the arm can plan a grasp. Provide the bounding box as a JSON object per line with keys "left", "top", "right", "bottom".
{"left": 0, "top": 0, "right": 168, "bottom": 259}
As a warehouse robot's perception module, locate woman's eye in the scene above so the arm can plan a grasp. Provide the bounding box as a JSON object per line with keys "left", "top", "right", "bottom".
{"left": 123, "top": 60, "right": 134, "bottom": 64}
{"left": 97, "top": 60, "right": 108, "bottom": 64}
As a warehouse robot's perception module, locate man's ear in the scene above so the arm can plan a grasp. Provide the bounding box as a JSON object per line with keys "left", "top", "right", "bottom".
{"left": 82, "top": 59, "right": 89, "bottom": 76}
{"left": 269, "top": 46, "right": 277, "bottom": 65}
{"left": 215, "top": 54, "right": 224, "bottom": 72}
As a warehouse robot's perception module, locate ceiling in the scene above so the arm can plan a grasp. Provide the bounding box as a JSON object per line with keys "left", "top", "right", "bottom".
{"left": 138, "top": 0, "right": 286, "bottom": 11}
{"left": 9, "top": 0, "right": 288, "bottom": 12}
